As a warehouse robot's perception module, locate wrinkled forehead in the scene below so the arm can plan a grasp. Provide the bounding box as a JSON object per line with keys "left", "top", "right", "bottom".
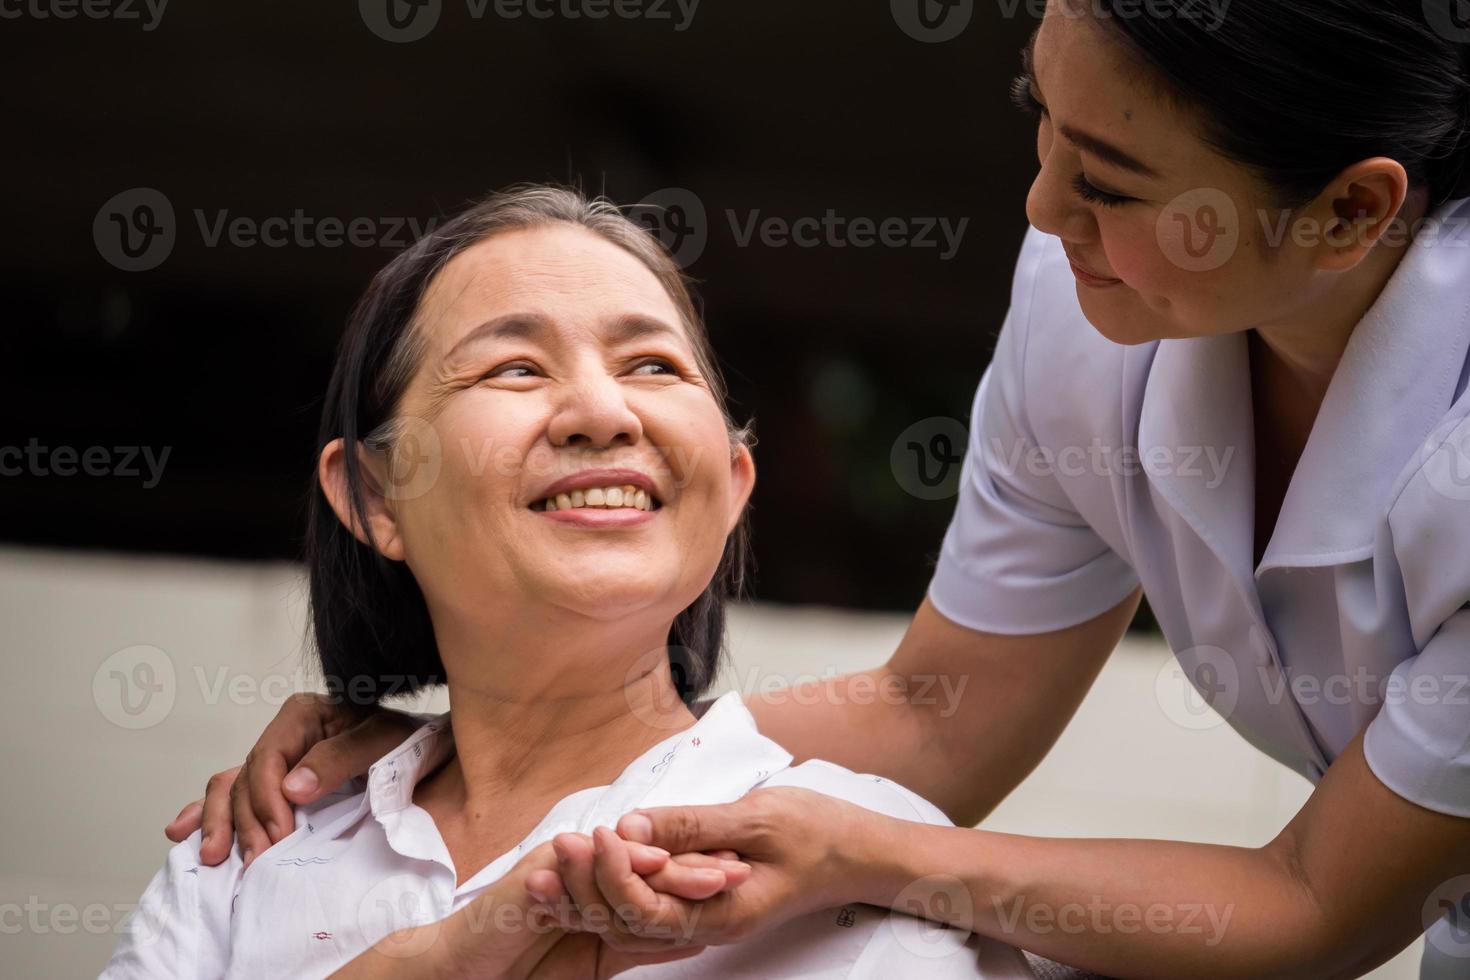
{"left": 411, "top": 223, "right": 688, "bottom": 357}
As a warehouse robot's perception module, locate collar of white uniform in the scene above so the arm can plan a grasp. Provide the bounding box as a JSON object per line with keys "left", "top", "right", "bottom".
{"left": 1134, "top": 195, "right": 1470, "bottom": 577}
{"left": 355, "top": 690, "right": 793, "bottom": 825}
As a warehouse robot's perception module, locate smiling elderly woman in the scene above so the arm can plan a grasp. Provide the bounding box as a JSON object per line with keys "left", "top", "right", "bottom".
{"left": 102, "top": 186, "right": 1033, "bottom": 979}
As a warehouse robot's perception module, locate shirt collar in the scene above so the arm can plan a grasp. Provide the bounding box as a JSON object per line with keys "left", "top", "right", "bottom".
{"left": 349, "top": 691, "right": 792, "bottom": 830}
{"left": 1136, "top": 195, "right": 1470, "bottom": 576}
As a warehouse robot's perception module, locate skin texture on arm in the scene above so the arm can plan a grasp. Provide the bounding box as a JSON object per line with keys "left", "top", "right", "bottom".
{"left": 851, "top": 734, "right": 1470, "bottom": 979}
{"left": 745, "top": 591, "right": 1140, "bottom": 825}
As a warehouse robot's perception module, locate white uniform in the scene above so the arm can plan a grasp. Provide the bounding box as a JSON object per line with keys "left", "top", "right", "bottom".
{"left": 102, "top": 693, "right": 1034, "bottom": 979}
{"left": 928, "top": 199, "right": 1470, "bottom": 970}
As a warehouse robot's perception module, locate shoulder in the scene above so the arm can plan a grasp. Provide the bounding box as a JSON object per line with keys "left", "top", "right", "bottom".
{"left": 757, "top": 759, "right": 952, "bottom": 827}
{"left": 1387, "top": 393, "right": 1470, "bottom": 637}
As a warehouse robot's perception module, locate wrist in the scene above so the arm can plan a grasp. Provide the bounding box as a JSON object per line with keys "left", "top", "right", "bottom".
{"left": 831, "top": 805, "right": 910, "bottom": 909}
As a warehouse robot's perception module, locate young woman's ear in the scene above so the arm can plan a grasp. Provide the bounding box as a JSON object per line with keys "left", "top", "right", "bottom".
{"left": 317, "top": 437, "right": 407, "bottom": 561}
{"left": 726, "top": 440, "right": 756, "bottom": 535}
{"left": 1308, "top": 157, "right": 1414, "bottom": 273}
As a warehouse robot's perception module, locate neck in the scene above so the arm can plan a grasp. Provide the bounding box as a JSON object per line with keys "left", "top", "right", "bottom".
{"left": 420, "top": 610, "right": 697, "bottom": 815}
{"left": 1252, "top": 194, "right": 1427, "bottom": 402}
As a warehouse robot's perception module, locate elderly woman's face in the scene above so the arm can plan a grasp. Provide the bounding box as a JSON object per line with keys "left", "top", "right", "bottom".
{"left": 375, "top": 224, "right": 753, "bottom": 633}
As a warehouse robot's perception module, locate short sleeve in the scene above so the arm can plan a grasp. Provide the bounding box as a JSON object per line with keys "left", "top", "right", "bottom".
{"left": 927, "top": 230, "right": 1139, "bottom": 635}
{"left": 1364, "top": 607, "right": 1470, "bottom": 817}
{"left": 101, "top": 831, "right": 242, "bottom": 979}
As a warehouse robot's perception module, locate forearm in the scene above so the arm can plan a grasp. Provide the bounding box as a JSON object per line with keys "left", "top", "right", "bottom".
{"left": 851, "top": 818, "right": 1347, "bottom": 980}
{"left": 746, "top": 594, "right": 1139, "bottom": 824}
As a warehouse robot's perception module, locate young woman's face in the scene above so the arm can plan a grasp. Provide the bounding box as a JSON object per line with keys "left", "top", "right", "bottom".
{"left": 381, "top": 224, "right": 753, "bottom": 632}
{"left": 1020, "top": 6, "right": 1339, "bottom": 345}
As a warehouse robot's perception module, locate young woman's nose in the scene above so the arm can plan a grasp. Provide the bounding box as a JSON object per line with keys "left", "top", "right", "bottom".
{"left": 1025, "top": 138, "right": 1098, "bottom": 247}
{"left": 546, "top": 371, "right": 643, "bottom": 449}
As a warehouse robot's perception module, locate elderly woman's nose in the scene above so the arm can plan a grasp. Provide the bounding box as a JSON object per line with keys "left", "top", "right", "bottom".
{"left": 547, "top": 373, "right": 643, "bottom": 448}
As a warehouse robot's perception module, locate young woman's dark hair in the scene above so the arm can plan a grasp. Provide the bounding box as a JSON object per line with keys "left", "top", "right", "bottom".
{"left": 1069, "top": 0, "right": 1470, "bottom": 208}
{"left": 305, "top": 184, "right": 751, "bottom": 710}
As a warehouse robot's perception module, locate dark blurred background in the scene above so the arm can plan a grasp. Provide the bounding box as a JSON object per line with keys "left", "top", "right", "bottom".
{"left": 1, "top": 0, "right": 1046, "bottom": 612}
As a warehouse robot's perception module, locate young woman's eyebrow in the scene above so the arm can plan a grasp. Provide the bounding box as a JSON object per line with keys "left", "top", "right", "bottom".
{"left": 1020, "top": 28, "right": 1164, "bottom": 180}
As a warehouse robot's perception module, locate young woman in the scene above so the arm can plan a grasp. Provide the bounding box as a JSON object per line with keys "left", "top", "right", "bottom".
{"left": 171, "top": 1, "right": 1470, "bottom": 975}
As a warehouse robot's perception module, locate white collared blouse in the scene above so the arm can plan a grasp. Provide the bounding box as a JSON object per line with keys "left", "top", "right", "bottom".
{"left": 929, "top": 198, "right": 1470, "bottom": 816}
{"left": 103, "top": 693, "right": 1034, "bottom": 979}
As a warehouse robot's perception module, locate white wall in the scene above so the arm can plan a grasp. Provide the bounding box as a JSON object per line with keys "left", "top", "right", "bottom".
{"left": 0, "top": 547, "right": 1423, "bottom": 977}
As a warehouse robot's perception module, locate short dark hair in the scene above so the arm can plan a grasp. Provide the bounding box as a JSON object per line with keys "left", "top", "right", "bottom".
{"left": 306, "top": 184, "right": 751, "bottom": 710}
{"left": 1075, "top": 0, "right": 1470, "bottom": 208}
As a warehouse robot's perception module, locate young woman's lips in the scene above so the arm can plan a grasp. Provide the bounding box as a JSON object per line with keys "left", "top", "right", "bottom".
{"left": 1067, "top": 257, "right": 1124, "bottom": 289}
{"left": 536, "top": 506, "right": 658, "bottom": 528}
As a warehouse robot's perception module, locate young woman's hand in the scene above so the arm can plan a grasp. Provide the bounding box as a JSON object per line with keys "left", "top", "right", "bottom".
{"left": 163, "top": 693, "right": 424, "bottom": 866}
{"left": 526, "top": 787, "right": 874, "bottom": 951}
{"left": 331, "top": 839, "right": 709, "bottom": 979}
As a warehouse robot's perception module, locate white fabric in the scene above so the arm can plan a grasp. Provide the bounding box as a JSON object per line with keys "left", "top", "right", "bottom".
{"left": 102, "top": 693, "right": 1033, "bottom": 979}
{"left": 929, "top": 198, "right": 1470, "bottom": 817}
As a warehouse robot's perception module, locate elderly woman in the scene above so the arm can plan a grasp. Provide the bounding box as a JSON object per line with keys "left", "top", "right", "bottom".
{"left": 102, "top": 186, "right": 1032, "bottom": 979}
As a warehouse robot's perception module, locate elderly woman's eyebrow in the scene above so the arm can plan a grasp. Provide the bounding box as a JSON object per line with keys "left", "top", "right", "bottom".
{"left": 442, "top": 314, "right": 550, "bottom": 364}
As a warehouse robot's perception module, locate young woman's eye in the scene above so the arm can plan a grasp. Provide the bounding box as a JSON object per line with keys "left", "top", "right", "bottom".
{"left": 1072, "top": 173, "right": 1133, "bottom": 208}
{"left": 1009, "top": 74, "right": 1047, "bottom": 118}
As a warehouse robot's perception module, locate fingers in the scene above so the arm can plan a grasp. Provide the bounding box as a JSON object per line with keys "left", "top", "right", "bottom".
{"left": 230, "top": 768, "right": 273, "bottom": 869}
{"left": 165, "top": 799, "right": 203, "bottom": 843}
{"left": 645, "top": 852, "right": 751, "bottom": 899}
{"left": 616, "top": 802, "right": 748, "bottom": 855}
{"left": 197, "top": 768, "right": 239, "bottom": 866}
{"left": 284, "top": 710, "right": 419, "bottom": 806}
{"left": 591, "top": 826, "right": 706, "bottom": 941}
{"left": 244, "top": 749, "right": 296, "bottom": 846}
{"left": 553, "top": 833, "right": 611, "bottom": 934}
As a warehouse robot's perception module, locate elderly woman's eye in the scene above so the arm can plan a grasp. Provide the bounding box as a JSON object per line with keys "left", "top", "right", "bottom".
{"left": 630, "top": 358, "right": 678, "bottom": 376}
{"left": 484, "top": 362, "right": 539, "bottom": 380}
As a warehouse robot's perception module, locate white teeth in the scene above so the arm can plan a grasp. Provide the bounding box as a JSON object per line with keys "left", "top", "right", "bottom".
{"left": 536, "top": 485, "right": 660, "bottom": 512}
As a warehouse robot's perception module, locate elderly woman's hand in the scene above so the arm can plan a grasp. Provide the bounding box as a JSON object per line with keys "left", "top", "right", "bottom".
{"left": 524, "top": 787, "right": 876, "bottom": 951}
